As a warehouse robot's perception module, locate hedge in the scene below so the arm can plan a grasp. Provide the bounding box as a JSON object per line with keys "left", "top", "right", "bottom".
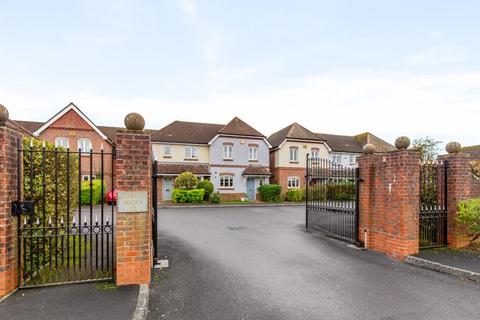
{"left": 80, "top": 180, "right": 106, "bottom": 205}
{"left": 286, "top": 189, "right": 304, "bottom": 202}
{"left": 210, "top": 193, "right": 221, "bottom": 204}
{"left": 309, "top": 181, "right": 355, "bottom": 201}
{"left": 198, "top": 180, "right": 214, "bottom": 201}
{"left": 22, "top": 137, "right": 79, "bottom": 271}
{"left": 172, "top": 188, "right": 205, "bottom": 203}
{"left": 457, "top": 198, "right": 480, "bottom": 243}
{"left": 174, "top": 172, "right": 199, "bottom": 189}
{"left": 258, "top": 184, "right": 282, "bottom": 202}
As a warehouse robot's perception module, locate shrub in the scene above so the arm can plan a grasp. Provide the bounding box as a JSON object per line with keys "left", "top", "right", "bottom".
{"left": 174, "top": 172, "right": 198, "bottom": 189}
{"left": 197, "top": 180, "right": 214, "bottom": 201}
{"left": 286, "top": 189, "right": 304, "bottom": 202}
{"left": 81, "top": 180, "right": 106, "bottom": 205}
{"left": 457, "top": 198, "right": 480, "bottom": 243}
{"left": 22, "top": 137, "right": 79, "bottom": 270}
{"left": 210, "top": 193, "right": 221, "bottom": 204}
{"left": 258, "top": 184, "right": 282, "bottom": 202}
{"left": 309, "top": 181, "right": 355, "bottom": 201}
{"left": 172, "top": 188, "right": 205, "bottom": 203}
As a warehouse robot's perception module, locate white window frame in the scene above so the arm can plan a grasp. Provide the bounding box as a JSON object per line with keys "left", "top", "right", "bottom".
{"left": 311, "top": 148, "right": 319, "bottom": 159}
{"left": 55, "top": 137, "right": 69, "bottom": 149}
{"left": 289, "top": 147, "right": 298, "bottom": 162}
{"left": 248, "top": 146, "right": 258, "bottom": 161}
{"left": 164, "top": 145, "right": 171, "bottom": 156}
{"left": 77, "top": 138, "right": 92, "bottom": 153}
{"left": 223, "top": 144, "right": 233, "bottom": 160}
{"left": 287, "top": 176, "right": 300, "bottom": 189}
{"left": 349, "top": 154, "right": 355, "bottom": 163}
{"left": 219, "top": 175, "right": 234, "bottom": 189}
{"left": 185, "top": 146, "right": 197, "bottom": 159}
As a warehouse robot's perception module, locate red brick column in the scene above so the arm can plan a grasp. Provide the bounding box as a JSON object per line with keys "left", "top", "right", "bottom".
{"left": 0, "top": 116, "right": 23, "bottom": 298}
{"left": 438, "top": 153, "right": 472, "bottom": 248}
{"left": 115, "top": 122, "right": 152, "bottom": 286}
{"left": 358, "top": 150, "right": 420, "bottom": 260}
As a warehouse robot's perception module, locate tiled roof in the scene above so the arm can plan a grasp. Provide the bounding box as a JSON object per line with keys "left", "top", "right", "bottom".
{"left": 354, "top": 132, "right": 395, "bottom": 153}
{"left": 12, "top": 120, "right": 43, "bottom": 133}
{"left": 156, "top": 163, "right": 210, "bottom": 175}
{"left": 242, "top": 165, "right": 271, "bottom": 176}
{"left": 151, "top": 121, "right": 223, "bottom": 144}
{"left": 218, "top": 117, "right": 265, "bottom": 137}
{"left": 12, "top": 121, "right": 154, "bottom": 143}
{"left": 315, "top": 133, "right": 363, "bottom": 153}
{"left": 462, "top": 145, "right": 480, "bottom": 161}
{"left": 268, "top": 123, "right": 324, "bottom": 148}
{"left": 151, "top": 117, "right": 264, "bottom": 144}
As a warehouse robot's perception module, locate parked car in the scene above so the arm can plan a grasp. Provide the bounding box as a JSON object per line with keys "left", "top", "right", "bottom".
{"left": 106, "top": 189, "right": 118, "bottom": 205}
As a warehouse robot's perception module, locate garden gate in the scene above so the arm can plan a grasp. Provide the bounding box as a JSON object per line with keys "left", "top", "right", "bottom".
{"left": 14, "top": 139, "right": 116, "bottom": 288}
{"left": 305, "top": 155, "right": 361, "bottom": 245}
{"left": 419, "top": 160, "right": 448, "bottom": 249}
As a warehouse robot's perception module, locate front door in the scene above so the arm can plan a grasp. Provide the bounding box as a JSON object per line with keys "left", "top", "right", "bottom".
{"left": 246, "top": 178, "right": 255, "bottom": 200}
{"left": 163, "top": 177, "right": 173, "bottom": 201}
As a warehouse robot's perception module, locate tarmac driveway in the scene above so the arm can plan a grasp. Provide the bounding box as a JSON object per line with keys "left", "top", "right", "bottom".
{"left": 149, "top": 206, "right": 480, "bottom": 320}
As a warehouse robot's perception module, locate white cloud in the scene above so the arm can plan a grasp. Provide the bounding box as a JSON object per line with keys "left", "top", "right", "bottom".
{"left": 407, "top": 45, "right": 466, "bottom": 66}
{"left": 177, "top": 0, "right": 197, "bottom": 17}
{"left": 4, "top": 68, "right": 480, "bottom": 147}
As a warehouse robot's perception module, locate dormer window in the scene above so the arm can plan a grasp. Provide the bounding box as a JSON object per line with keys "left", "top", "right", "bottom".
{"left": 223, "top": 143, "right": 233, "bottom": 160}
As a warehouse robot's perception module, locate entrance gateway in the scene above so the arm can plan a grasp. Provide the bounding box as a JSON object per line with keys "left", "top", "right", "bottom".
{"left": 14, "top": 141, "right": 116, "bottom": 288}
{"left": 305, "top": 155, "right": 361, "bottom": 245}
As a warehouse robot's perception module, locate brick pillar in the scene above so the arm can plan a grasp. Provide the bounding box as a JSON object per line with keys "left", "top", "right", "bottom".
{"left": 438, "top": 153, "right": 471, "bottom": 248}
{"left": 115, "top": 118, "right": 152, "bottom": 286}
{"left": 358, "top": 150, "right": 420, "bottom": 260}
{"left": 0, "top": 112, "right": 23, "bottom": 298}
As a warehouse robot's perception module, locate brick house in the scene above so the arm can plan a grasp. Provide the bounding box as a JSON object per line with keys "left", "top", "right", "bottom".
{"left": 14, "top": 103, "right": 121, "bottom": 192}
{"left": 151, "top": 117, "right": 271, "bottom": 202}
{"left": 268, "top": 123, "right": 331, "bottom": 193}
{"left": 268, "top": 123, "right": 394, "bottom": 194}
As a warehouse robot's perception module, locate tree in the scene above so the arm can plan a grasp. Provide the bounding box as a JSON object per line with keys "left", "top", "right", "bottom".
{"left": 472, "top": 161, "right": 480, "bottom": 177}
{"left": 412, "top": 137, "right": 442, "bottom": 162}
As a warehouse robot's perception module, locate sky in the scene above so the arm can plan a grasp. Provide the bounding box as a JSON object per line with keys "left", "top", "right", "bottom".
{"left": 1, "top": 0, "right": 479, "bottom": 147}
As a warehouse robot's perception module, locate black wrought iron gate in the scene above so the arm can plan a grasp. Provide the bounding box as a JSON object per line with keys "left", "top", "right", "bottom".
{"left": 419, "top": 160, "right": 448, "bottom": 249}
{"left": 306, "top": 155, "right": 361, "bottom": 245}
{"left": 15, "top": 139, "right": 116, "bottom": 288}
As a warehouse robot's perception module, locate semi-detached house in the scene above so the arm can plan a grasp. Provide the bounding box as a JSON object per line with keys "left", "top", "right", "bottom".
{"left": 151, "top": 117, "right": 271, "bottom": 202}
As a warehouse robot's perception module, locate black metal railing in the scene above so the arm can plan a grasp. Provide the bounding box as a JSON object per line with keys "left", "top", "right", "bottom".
{"left": 419, "top": 160, "right": 448, "bottom": 249}
{"left": 306, "top": 155, "right": 361, "bottom": 245}
{"left": 17, "top": 139, "right": 116, "bottom": 288}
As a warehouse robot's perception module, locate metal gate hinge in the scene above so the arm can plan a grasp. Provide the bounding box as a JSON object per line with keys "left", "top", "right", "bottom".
{"left": 11, "top": 201, "right": 35, "bottom": 217}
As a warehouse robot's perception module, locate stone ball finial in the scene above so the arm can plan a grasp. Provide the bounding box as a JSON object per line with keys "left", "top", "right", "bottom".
{"left": 124, "top": 113, "right": 145, "bottom": 131}
{"left": 0, "top": 104, "right": 9, "bottom": 124}
{"left": 445, "top": 141, "right": 462, "bottom": 154}
{"left": 395, "top": 136, "right": 410, "bottom": 150}
{"left": 363, "top": 143, "right": 376, "bottom": 154}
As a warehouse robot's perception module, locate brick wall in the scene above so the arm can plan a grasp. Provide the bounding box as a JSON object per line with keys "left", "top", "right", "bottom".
{"left": 0, "top": 123, "right": 23, "bottom": 297}
{"left": 271, "top": 167, "right": 305, "bottom": 194}
{"left": 358, "top": 150, "right": 420, "bottom": 260}
{"left": 115, "top": 129, "right": 152, "bottom": 285}
{"left": 471, "top": 176, "right": 480, "bottom": 198}
{"left": 438, "top": 153, "right": 473, "bottom": 248}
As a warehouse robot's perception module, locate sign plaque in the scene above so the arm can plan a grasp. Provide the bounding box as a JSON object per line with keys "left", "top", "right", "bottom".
{"left": 117, "top": 191, "right": 148, "bottom": 213}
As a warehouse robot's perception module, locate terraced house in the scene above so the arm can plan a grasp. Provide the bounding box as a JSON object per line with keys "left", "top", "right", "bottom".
{"left": 268, "top": 123, "right": 394, "bottom": 193}
{"left": 151, "top": 117, "right": 271, "bottom": 202}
